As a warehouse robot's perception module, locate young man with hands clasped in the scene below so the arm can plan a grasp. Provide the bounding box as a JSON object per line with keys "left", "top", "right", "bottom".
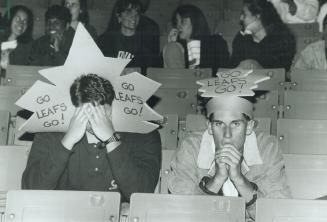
{"left": 22, "top": 74, "right": 161, "bottom": 202}
{"left": 168, "top": 70, "right": 291, "bottom": 220}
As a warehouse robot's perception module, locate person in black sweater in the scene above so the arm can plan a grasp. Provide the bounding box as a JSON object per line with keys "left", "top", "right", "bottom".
{"left": 163, "top": 4, "right": 229, "bottom": 75}
{"left": 22, "top": 74, "right": 161, "bottom": 202}
{"left": 230, "top": 0, "right": 296, "bottom": 71}
{"left": 97, "top": 0, "right": 160, "bottom": 74}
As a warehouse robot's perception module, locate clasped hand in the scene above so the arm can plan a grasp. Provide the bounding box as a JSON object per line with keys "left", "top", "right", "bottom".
{"left": 62, "top": 104, "right": 114, "bottom": 149}
{"left": 215, "top": 145, "right": 244, "bottom": 183}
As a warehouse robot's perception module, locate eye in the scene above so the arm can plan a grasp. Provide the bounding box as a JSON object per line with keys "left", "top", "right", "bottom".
{"left": 231, "top": 121, "right": 241, "bottom": 127}
{"left": 213, "top": 121, "right": 224, "bottom": 127}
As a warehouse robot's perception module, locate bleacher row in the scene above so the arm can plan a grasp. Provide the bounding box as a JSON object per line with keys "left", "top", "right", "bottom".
{"left": 0, "top": 65, "right": 327, "bottom": 221}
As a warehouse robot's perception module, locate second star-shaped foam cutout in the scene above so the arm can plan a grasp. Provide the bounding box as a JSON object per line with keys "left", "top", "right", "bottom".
{"left": 16, "top": 23, "right": 162, "bottom": 134}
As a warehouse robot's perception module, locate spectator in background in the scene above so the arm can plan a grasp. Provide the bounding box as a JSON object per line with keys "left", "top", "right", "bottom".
{"left": 230, "top": 0, "right": 296, "bottom": 71}
{"left": 293, "top": 6, "right": 327, "bottom": 70}
{"left": 97, "top": 0, "right": 160, "bottom": 74}
{"left": 268, "top": 0, "right": 319, "bottom": 24}
{"left": 163, "top": 4, "right": 229, "bottom": 74}
{"left": 0, "top": 5, "right": 33, "bottom": 71}
{"left": 28, "top": 5, "right": 74, "bottom": 66}
{"left": 62, "top": 0, "right": 97, "bottom": 39}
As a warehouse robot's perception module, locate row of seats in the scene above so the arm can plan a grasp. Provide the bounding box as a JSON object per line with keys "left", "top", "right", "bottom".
{"left": 0, "top": 144, "right": 326, "bottom": 221}
{"left": 0, "top": 144, "right": 326, "bottom": 199}
{"left": 1, "top": 190, "right": 327, "bottom": 222}
{"left": 1, "top": 66, "right": 327, "bottom": 148}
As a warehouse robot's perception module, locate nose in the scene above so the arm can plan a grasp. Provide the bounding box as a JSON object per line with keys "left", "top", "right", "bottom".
{"left": 223, "top": 125, "right": 232, "bottom": 139}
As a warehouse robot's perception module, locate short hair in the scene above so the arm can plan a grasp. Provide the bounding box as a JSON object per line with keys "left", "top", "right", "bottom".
{"left": 172, "top": 4, "right": 210, "bottom": 40}
{"left": 106, "top": 0, "right": 142, "bottom": 31}
{"left": 45, "top": 5, "right": 71, "bottom": 25}
{"left": 70, "top": 74, "right": 115, "bottom": 107}
{"left": 61, "top": 0, "right": 90, "bottom": 24}
{"left": 3, "top": 5, "right": 34, "bottom": 43}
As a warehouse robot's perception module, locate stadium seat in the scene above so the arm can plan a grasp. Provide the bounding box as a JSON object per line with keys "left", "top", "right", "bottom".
{"left": 283, "top": 90, "right": 327, "bottom": 119}
{"left": 149, "top": 87, "right": 198, "bottom": 118}
{"left": 290, "top": 69, "right": 327, "bottom": 91}
{"left": 0, "top": 86, "right": 26, "bottom": 115}
{"left": 256, "top": 198, "right": 327, "bottom": 222}
{"left": 159, "top": 149, "right": 175, "bottom": 194}
{"left": 120, "top": 67, "right": 142, "bottom": 76}
{"left": 147, "top": 68, "right": 212, "bottom": 82}
{"left": 129, "top": 193, "right": 245, "bottom": 222}
{"left": 283, "top": 154, "right": 327, "bottom": 199}
{"left": 277, "top": 119, "right": 327, "bottom": 155}
{"left": 0, "top": 145, "right": 30, "bottom": 191}
{"left": 288, "top": 22, "right": 321, "bottom": 52}
{"left": 158, "top": 114, "right": 178, "bottom": 150}
{"left": 4, "top": 65, "right": 50, "bottom": 87}
{"left": 253, "top": 90, "right": 279, "bottom": 135}
{"left": 4, "top": 190, "right": 121, "bottom": 222}
{"left": 0, "top": 111, "right": 10, "bottom": 145}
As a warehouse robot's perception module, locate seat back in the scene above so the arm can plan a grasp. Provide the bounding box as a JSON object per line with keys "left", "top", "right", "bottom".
{"left": 159, "top": 149, "right": 175, "bottom": 194}
{"left": 5, "top": 190, "right": 121, "bottom": 222}
{"left": 253, "top": 90, "right": 278, "bottom": 134}
{"left": 277, "top": 119, "right": 327, "bottom": 154}
{"left": 158, "top": 114, "right": 178, "bottom": 150}
{"left": 149, "top": 88, "right": 198, "bottom": 118}
{"left": 283, "top": 90, "right": 327, "bottom": 119}
{"left": 0, "top": 111, "right": 10, "bottom": 145}
{"left": 256, "top": 198, "right": 327, "bottom": 222}
{"left": 4, "top": 65, "right": 50, "bottom": 87}
{"left": 0, "top": 145, "right": 30, "bottom": 191}
{"left": 129, "top": 193, "right": 245, "bottom": 222}
{"left": 147, "top": 68, "right": 212, "bottom": 80}
{"left": 0, "top": 86, "right": 27, "bottom": 115}
{"left": 290, "top": 69, "right": 327, "bottom": 91}
{"left": 283, "top": 154, "right": 327, "bottom": 199}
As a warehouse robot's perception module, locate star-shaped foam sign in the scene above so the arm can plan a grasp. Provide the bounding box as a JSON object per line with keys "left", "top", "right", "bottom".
{"left": 197, "top": 69, "right": 270, "bottom": 97}
{"left": 16, "top": 23, "right": 162, "bottom": 134}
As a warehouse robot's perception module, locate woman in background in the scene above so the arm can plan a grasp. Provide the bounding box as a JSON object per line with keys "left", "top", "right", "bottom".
{"left": 62, "top": 0, "right": 97, "bottom": 38}
{"left": 230, "top": 0, "right": 296, "bottom": 71}
{"left": 163, "top": 4, "right": 229, "bottom": 74}
{"left": 98, "top": 0, "right": 160, "bottom": 73}
{"left": 0, "top": 5, "right": 33, "bottom": 70}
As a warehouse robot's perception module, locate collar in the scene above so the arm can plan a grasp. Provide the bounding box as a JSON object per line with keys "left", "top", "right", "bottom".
{"left": 197, "top": 130, "right": 263, "bottom": 174}
{"left": 85, "top": 131, "right": 100, "bottom": 144}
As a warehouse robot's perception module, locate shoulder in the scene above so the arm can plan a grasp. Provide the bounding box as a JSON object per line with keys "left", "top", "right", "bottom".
{"left": 256, "top": 132, "right": 282, "bottom": 164}
{"left": 176, "top": 130, "right": 204, "bottom": 158}
{"left": 34, "top": 132, "right": 65, "bottom": 142}
{"left": 301, "top": 40, "right": 324, "bottom": 53}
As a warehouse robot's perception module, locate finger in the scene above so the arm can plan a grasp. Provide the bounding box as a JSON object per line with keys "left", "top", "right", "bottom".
{"left": 218, "top": 156, "right": 235, "bottom": 167}
{"left": 217, "top": 148, "right": 242, "bottom": 161}
{"left": 217, "top": 153, "right": 239, "bottom": 165}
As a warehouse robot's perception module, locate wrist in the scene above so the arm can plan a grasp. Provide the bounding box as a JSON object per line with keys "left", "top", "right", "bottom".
{"left": 61, "top": 135, "right": 75, "bottom": 150}
{"left": 230, "top": 175, "right": 246, "bottom": 186}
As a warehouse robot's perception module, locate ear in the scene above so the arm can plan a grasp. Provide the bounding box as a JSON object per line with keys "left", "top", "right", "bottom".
{"left": 116, "top": 13, "right": 122, "bottom": 23}
{"left": 207, "top": 119, "right": 213, "bottom": 135}
{"left": 246, "top": 119, "right": 255, "bottom": 135}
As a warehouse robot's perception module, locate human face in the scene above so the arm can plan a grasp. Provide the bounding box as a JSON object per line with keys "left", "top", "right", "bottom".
{"left": 46, "top": 18, "right": 67, "bottom": 36}
{"left": 208, "top": 110, "right": 254, "bottom": 153}
{"left": 84, "top": 103, "right": 112, "bottom": 134}
{"left": 176, "top": 14, "right": 192, "bottom": 41}
{"left": 11, "top": 10, "right": 28, "bottom": 37}
{"left": 64, "top": 0, "right": 81, "bottom": 22}
{"left": 240, "top": 5, "right": 260, "bottom": 33}
{"left": 118, "top": 5, "right": 140, "bottom": 31}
